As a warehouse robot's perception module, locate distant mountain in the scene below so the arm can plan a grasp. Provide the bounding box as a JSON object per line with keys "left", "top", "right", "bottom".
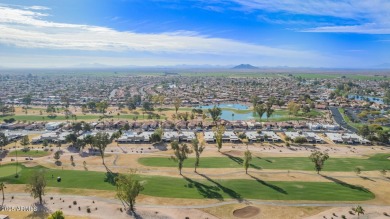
{"left": 372, "top": 63, "right": 390, "bottom": 69}
{"left": 232, "top": 64, "right": 259, "bottom": 69}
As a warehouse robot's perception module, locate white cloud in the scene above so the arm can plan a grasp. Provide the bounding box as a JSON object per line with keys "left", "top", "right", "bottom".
{"left": 229, "top": 0, "right": 390, "bottom": 34}
{"left": 0, "top": 5, "right": 321, "bottom": 60}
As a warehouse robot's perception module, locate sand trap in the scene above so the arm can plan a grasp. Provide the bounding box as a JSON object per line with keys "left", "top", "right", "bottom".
{"left": 233, "top": 206, "right": 260, "bottom": 218}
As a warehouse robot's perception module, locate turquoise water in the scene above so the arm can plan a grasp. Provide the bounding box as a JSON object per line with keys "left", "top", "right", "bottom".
{"left": 197, "top": 103, "right": 281, "bottom": 121}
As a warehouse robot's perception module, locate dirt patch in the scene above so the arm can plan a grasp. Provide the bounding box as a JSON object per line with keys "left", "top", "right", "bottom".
{"left": 233, "top": 206, "right": 260, "bottom": 218}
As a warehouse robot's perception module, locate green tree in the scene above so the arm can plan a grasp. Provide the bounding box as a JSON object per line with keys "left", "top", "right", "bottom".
{"left": 54, "top": 151, "right": 61, "bottom": 164}
{"left": 65, "top": 133, "right": 78, "bottom": 147}
{"left": 48, "top": 210, "right": 65, "bottom": 219}
{"left": 294, "top": 136, "right": 307, "bottom": 145}
{"left": 142, "top": 101, "right": 153, "bottom": 112}
{"left": 265, "top": 103, "right": 274, "bottom": 121}
{"left": 83, "top": 123, "right": 91, "bottom": 132}
{"left": 0, "top": 182, "right": 5, "bottom": 200}
{"left": 22, "top": 94, "right": 32, "bottom": 107}
{"left": 115, "top": 172, "right": 144, "bottom": 213}
{"left": 174, "top": 98, "right": 182, "bottom": 114}
{"left": 355, "top": 167, "right": 361, "bottom": 175}
{"left": 0, "top": 132, "right": 7, "bottom": 151}
{"left": 170, "top": 141, "right": 192, "bottom": 175}
{"left": 20, "top": 135, "right": 30, "bottom": 151}
{"left": 73, "top": 122, "right": 82, "bottom": 134}
{"left": 92, "top": 132, "right": 111, "bottom": 165}
{"left": 254, "top": 104, "right": 266, "bottom": 120}
{"left": 26, "top": 170, "right": 46, "bottom": 205}
{"left": 84, "top": 135, "right": 94, "bottom": 150}
{"left": 96, "top": 101, "right": 109, "bottom": 115}
{"left": 243, "top": 150, "right": 252, "bottom": 174}
{"left": 150, "top": 128, "right": 163, "bottom": 143}
{"left": 191, "top": 139, "right": 205, "bottom": 173}
{"left": 377, "top": 130, "right": 390, "bottom": 144}
{"left": 352, "top": 205, "right": 365, "bottom": 218}
{"left": 309, "top": 151, "right": 329, "bottom": 174}
{"left": 251, "top": 95, "right": 260, "bottom": 108}
{"left": 358, "top": 125, "right": 370, "bottom": 138}
{"left": 213, "top": 125, "right": 225, "bottom": 152}
{"left": 42, "top": 139, "right": 48, "bottom": 147}
{"left": 208, "top": 106, "right": 222, "bottom": 124}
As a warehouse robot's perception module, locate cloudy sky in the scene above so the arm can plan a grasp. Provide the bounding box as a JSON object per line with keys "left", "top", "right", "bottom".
{"left": 0, "top": 0, "right": 390, "bottom": 68}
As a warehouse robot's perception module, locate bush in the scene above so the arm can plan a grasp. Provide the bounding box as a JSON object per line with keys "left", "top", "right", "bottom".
{"left": 87, "top": 207, "right": 91, "bottom": 213}
{"left": 73, "top": 201, "right": 77, "bottom": 205}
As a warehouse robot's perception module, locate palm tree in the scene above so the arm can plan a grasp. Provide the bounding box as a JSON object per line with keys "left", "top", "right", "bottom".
{"left": 232, "top": 113, "right": 235, "bottom": 121}
{"left": 352, "top": 205, "right": 365, "bottom": 218}
{"left": 0, "top": 182, "right": 5, "bottom": 200}
{"left": 48, "top": 210, "right": 65, "bottom": 219}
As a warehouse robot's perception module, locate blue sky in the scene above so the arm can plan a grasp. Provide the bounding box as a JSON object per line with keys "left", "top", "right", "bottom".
{"left": 0, "top": 0, "right": 389, "bottom": 68}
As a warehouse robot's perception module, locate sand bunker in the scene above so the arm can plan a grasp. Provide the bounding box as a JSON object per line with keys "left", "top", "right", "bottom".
{"left": 233, "top": 206, "right": 260, "bottom": 218}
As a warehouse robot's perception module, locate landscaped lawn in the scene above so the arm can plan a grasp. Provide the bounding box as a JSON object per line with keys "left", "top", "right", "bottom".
{"left": 139, "top": 153, "right": 390, "bottom": 172}
{"left": 0, "top": 165, "right": 374, "bottom": 201}
{"left": 0, "top": 165, "right": 22, "bottom": 177}
{"left": 8, "top": 150, "right": 51, "bottom": 158}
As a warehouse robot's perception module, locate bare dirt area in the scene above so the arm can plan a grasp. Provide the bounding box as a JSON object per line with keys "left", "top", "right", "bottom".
{"left": 232, "top": 206, "right": 260, "bottom": 218}
{"left": 305, "top": 206, "right": 390, "bottom": 219}
{"left": 0, "top": 193, "right": 218, "bottom": 219}
{"left": 203, "top": 204, "right": 328, "bottom": 219}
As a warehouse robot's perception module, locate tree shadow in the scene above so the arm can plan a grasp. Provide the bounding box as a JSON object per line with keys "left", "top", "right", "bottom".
{"left": 249, "top": 164, "right": 262, "bottom": 170}
{"left": 248, "top": 174, "right": 288, "bottom": 195}
{"left": 359, "top": 176, "right": 376, "bottom": 182}
{"left": 222, "top": 152, "right": 243, "bottom": 165}
{"left": 320, "top": 175, "right": 371, "bottom": 193}
{"left": 183, "top": 176, "right": 223, "bottom": 200}
{"left": 127, "top": 210, "right": 143, "bottom": 219}
{"left": 26, "top": 203, "right": 50, "bottom": 219}
{"left": 104, "top": 171, "right": 119, "bottom": 186}
{"left": 198, "top": 173, "right": 243, "bottom": 202}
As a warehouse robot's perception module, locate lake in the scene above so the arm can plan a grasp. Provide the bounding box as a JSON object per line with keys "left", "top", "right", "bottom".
{"left": 197, "top": 103, "right": 281, "bottom": 121}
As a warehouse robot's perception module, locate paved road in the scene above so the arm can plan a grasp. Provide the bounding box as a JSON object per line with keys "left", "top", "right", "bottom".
{"left": 329, "top": 107, "right": 358, "bottom": 133}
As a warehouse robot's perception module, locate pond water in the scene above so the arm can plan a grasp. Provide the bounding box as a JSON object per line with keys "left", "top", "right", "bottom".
{"left": 197, "top": 103, "right": 282, "bottom": 121}
{"left": 348, "top": 95, "right": 384, "bottom": 104}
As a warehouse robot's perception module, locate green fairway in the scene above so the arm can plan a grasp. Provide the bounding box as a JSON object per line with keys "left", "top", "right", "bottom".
{"left": 0, "top": 165, "right": 22, "bottom": 177}
{"left": 139, "top": 153, "right": 390, "bottom": 172}
{"left": 8, "top": 150, "right": 50, "bottom": 157}
{"left": 0, "top": 164, "right": 374, "bottom": 201}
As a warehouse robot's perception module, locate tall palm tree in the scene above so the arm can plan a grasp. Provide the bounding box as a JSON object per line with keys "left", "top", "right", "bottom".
{"left": 0, "top": 182, "right": 5, "bottom": 200}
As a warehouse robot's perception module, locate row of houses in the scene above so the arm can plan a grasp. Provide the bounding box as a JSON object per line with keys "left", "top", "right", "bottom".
{"left": 285, "top": 131, "right": 324, "bottom": 143}
{"left": 326, "top": 133, "right": 371, "bottom": 144}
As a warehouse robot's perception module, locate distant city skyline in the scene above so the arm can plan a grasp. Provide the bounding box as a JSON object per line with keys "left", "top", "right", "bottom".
{"left": 0, "top": 0, "right": 389, "bottom": 68}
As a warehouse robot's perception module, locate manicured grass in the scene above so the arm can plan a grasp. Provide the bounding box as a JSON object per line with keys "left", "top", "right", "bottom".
{"left": 139, "top": 153, "right": 390, "bottom": 172}
{"left": 0, "top": 164, "right": 374, "bottom": 201}
{"left": 0, "top": 165, "right": 22, "bottom": 177}
{"left": 8, "top": 150, "right": 50, "bottom": 158}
